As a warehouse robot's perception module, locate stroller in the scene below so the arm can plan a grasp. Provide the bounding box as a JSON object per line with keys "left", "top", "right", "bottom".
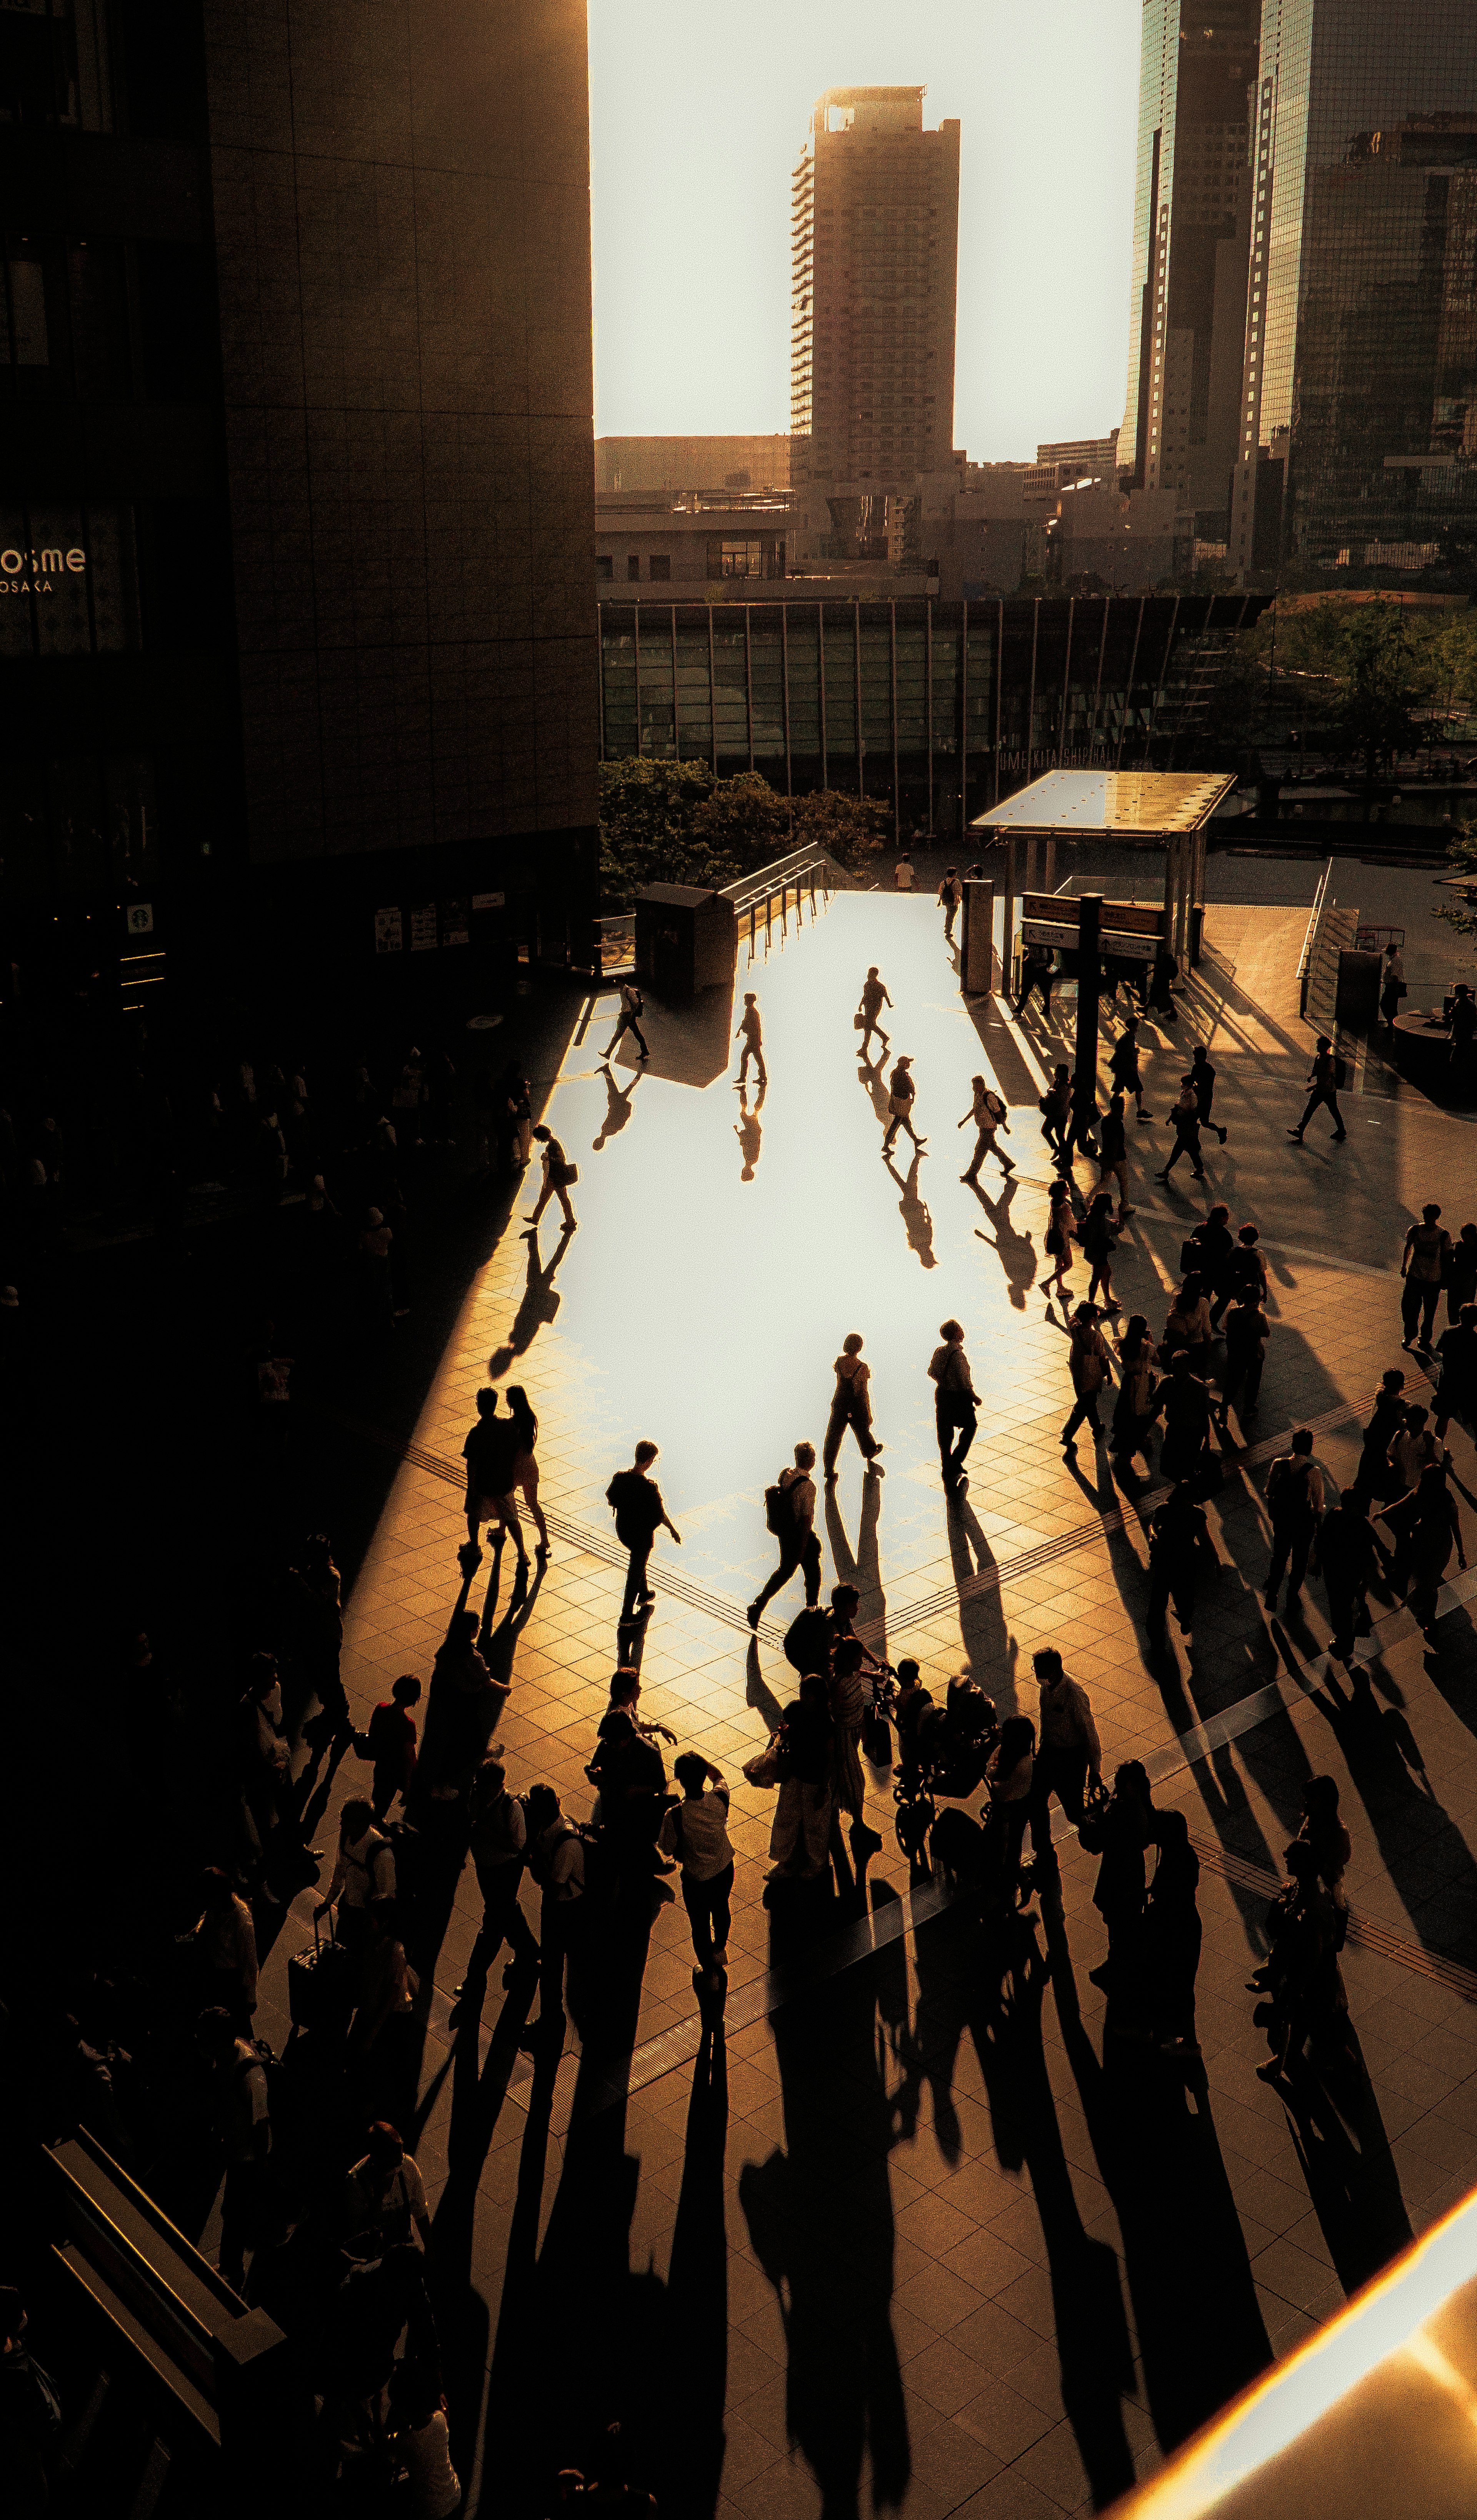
{"left": 892, "top": 1677, "right": 999, "bottom": 1861}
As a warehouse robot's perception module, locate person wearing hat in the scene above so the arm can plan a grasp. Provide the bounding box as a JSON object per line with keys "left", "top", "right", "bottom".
{"left": 882, "top": 1053, "right": 925, "bottom": 1154}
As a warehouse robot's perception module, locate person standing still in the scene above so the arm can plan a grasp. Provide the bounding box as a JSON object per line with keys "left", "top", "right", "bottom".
{"left": 883, "top": 1055, "right": 926, "bottom": 1153}
{"left": 928, "top": 1319, "right": 979, "bottom": 1492}
{"left": 659, "top": 1755, "right": 735, "bottom": 1973}
{"left": 605, "top": 978, "right": 650, "bottom": 1062}
{"left": 735, "top": 992, "right": 767, "bottom": 1087}
{"left": 1265, "top": 1430, "right": 1325, "bottom": 1610}
{"left": 1401, "top": 1203, "right": 1452, "bottom": 1350}
{"left": 894, "top": 850, "right": 915, "bottom": 892}
{"left": 748, "top": 1444, "right": 822, "bottom": 1625}
{"left": 938, "top": 868, "right": 962, "bottom": 938}
{"left": 1380, "top": 942, "right": 1406, "bottom": 1032}
{"left": 525, "top": 1124, "right": 577, "bottom": 1232}
{"left": 959, "top": 1077, "right": 1013, "bottom": 1182}
{"left": 606, "top": 1442, "right": 682, "bottom": 1622}
{"left": 823, "top": 1334, "right": 883, "bottom": 1475}
{"left": 857, "top": 967, "right": 892, "bottom": 1057}
{"left": 1288, "top": 1035, "right": 1346, "bottom": 1143}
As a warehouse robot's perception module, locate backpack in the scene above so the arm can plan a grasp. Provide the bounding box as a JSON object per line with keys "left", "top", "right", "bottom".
{"left": 764, "top": 1478, "right": 801, "bottom": 1536}
{"left": 981, "top": 1089, "right": 1006, "bottom": 1126}
{"left": 468, "top": 1776, "right": 523, "bottom": 1866}
{"left": 784, "top": 1605, "right": 831, "bottom": 1674}
{"left": 526, "top": 1813, "right": 581, "bottom": 1890}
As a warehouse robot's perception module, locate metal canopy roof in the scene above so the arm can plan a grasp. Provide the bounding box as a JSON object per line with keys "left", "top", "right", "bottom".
{"left": 971, "top": 770, "right": 1237, "bottom": 840}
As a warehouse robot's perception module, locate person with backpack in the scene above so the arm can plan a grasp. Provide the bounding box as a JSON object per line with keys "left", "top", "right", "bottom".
{"left": 659, "top": 1755, "right": 734, "bottom": 1971}
{"left": 823, "top": 1333, "right": 883, "bottom": 1475}
{"left": 1288, "top": 1034, "right": 1347, "bottom": 1144}
{"left": 1154, "top": 1075, "right": 1206, "bottom": 1184}
{"left": 1207, "top": 1221, "right": 1267, "bottom": 1330}
{"left": 454, "top": 1753, "right": 539, "bottom": 2010}
{"left": 525, "top": 1123, "right": 578, "bottom": 1232}
{"left": 1400, "top": 1202, "right": 1453, "bottom": 1350}
{"left": 959, "top": 1075, "right": 1013, "bottom": 1182}
{"left": 928, "top": 1320, "right": 979, "bottom": 1492}
{"left": 747, "top": 1443, "right": 822, "bottom": 1625}
{"left": 521, "top": 1784, "right": 588, "bottom": 2050}
{"left": 196, "top": 2006, "right": 271, "bottom": 2298}
{"left": 1264, "top": 1430, "right": 1325, "bottom": 1611}
{"left": 606, "top": 1440, "right": 682, "bottom": 1623}
{"left": 937, "top": 867, "right": 962, "bottom": 938}
{"left": 316, "top": 1798, "right": 397, "bottom": 1966}
{"left": 605, "top": 976, "right": 649, "bottom": 1063}
{"left": 360, "top": 1673, "right": 421, "bottom": 1820}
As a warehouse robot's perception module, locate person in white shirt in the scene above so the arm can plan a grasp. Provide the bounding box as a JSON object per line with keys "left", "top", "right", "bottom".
{"left": 659, "top": 1756, "right": 735, "bottom": 1970}
{"left": 747, "top": 1443, "right": 822, "bottom": 1625}
{"left": 894, "top": 852, "right": 914, "bottom": 891}
{"left": 315, "top": 1799, "right": 395, "bottom": 1961}
{"left": 605, "top": 976, "right": 649, "bottom": 1062}
{"left": 343, "top": 2120, "right": 431, "bottom": 2249}
{"left": 388, "top": 2361, "right": 462, "bottom": 2518}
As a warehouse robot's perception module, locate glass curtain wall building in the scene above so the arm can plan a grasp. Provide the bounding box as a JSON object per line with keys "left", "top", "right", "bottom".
{"left": 598, "top": 593, "right": 1259, "bottom": 839}
{"left": 1233, "top": 0, "right": 1477, "bottom": 588}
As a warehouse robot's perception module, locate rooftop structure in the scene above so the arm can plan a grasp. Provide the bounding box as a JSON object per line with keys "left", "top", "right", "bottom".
{"left": 971, "top": 768, "right": 1237, "bottom": 840}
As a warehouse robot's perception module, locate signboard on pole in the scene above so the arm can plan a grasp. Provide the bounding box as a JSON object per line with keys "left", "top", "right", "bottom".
{"left": 374, "top": 907, "right": 403, "bottom": 954}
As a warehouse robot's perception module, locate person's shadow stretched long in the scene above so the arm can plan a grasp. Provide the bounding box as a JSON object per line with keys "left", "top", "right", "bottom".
{"left": 488, "top": 1223, "right": 574, "bottom": 1377}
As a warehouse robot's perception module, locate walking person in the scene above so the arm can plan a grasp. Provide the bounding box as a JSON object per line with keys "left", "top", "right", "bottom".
{"left": 315, "top": 1797, "right": 396, "bottom": 1971}
{"left": 1190, "top": 1044, "right": 1228, "bottom": 1144}
{"left": 1080, "top": 1192, "right": 1120, "bottom": 1310}
{"left": 1264, "top": 1429, "right": 1324, "bottom": 1612}
{"left": 1110, "top": 1315, "right": 1159, "bottom": 1481}
{"left": 1044, "top": 1175, "right": 1077, "bottom": 1300}
{"left": 1435, "top": 1303, "right": 1477, "bottom": 1442}
{"left": 660, "top": 1756, "right": 735, "bottom": 1973}
{"left": 823, "top": 1334, "right": 883, "bottom": 1476}
{"left": 1379, "top": 940, "right": 1406, "bottom": 1032}
{"left": 938, "top": 868, "right": 963, "bottom": 938}
{"left": 360, "top": 1673, "right": 422, "bottom": 1821}
{"left": 1038, "top": 1062, "right": 1071, "bottom": 1161}
{"left": 1401, "top": 1203, "right": 1452, "bottom": 1350}
{"left": 1152, "top": 1350, "right": 1215, "bottom": 1487}
{"left": 1097, "top": 1091, "right": 1135, "bottom": 1218}
{"left": 196, "top": 2009, "right": 272, "bottom": 2299}
{"left": 882, "top": 1053, "right": 926, "bottom": 1153}
{"left": 1355, "top": 1369, "right": 1409, "bottom": 1494}
{"left": 1219, "top": 1287, "right": 1269, "bottom": 1431}
{"left": 1014, "top": 941, "right": 1054, "bottom": 1020}
{"left": 462, "top": 1386, "right": 525, "bottom": 1567}
{"left": 828, "top": 1637, "right": 885, "bottom": 1860}
{"left": 1080, "top": 1761, "right": 1157, "bottom": 1995}
{"left": 1146, "top": 1481, "right": 1212, "bottom": 1642}
{"left": 857, "top": 967, "right": 893, "bottom": 1058}
{"left": 747, "top": 1443, "right": 822, "bottom": 1624}
{"left": 1318, "top": 1488, "right": 1383, "bottom": 1662}
{"left": 1109, "top": 1018, "right": 1150, "bottom": 1121}
{"left": 735, "top": 992, "right": 767, "bottom": 1087}
{"left": 606, "top": 1441, "right": 682, "bottom": 1622}
{"left": 525, "top": 1123, "right": 577, "bottom": 1232}
{"left": 1030, "top": 1647, "right": 1102, "bottom": 1845}
{"left": 766, "top": 1674, "right": 834, "bottom": 1882}
{"left": 1288, "top": 1035, "right": 1347, "bottom": 1144}
{"left": 959, "top": 1077, "right": 1013, "bottom": 1182}
{"left": 928, "top": 1318, "right": 979, "bottom": 1492}
{"left": 1383, "top": 1463, "right": 1467, "bottom": 1632}
{"left": 1062, "top": 1302, "right": 1114, "bottom": 1451}
{"left": 1446, "top": 1220, "right": 1477, "bottom": 1324}
{"left": 505, "top": 1384, "right": 550, "bottom": 1559}
{"left": 1155, "top": 1075, "right": 1206, "bottom": 1184}
{"left": 1208, "top": 1222, "right": 1267, "bottom": 1330}
{"left": 605, "top": 977, "right": 650, "bottom": 1062}
{"left": 520, "top": 1785, "right": 588, "bottom": 2052}
{"left": 1387, "top": 1402, "right": 1442, "bottom": 1502}
{"left": 454, "top": 1752, "right": 540, "bottom": 2011}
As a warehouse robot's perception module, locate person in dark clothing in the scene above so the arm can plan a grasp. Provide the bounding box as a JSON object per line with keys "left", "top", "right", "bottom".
{"left": 891, "top": 1660, "right": 935, "bottom": 1793}
{"left": 1354, "top": 1370, "right": 1408, "bottom": 1496}
{"left": 1265, "top": 1430, "right": 1324, "bottom": 1610}
{"left": 1451, "top": 982, "right": 1477, "bottom": 1077}
{"left": 1185, "top": 1203, "right": 1234, "bottom": 1285}
{"left": 1220, "top": 1287, "right": 1269, "bottom": 1430}
{"left": 1080, "top": 1761, "right": 1156, "bottom": 1993}
{"left": 361, "top": 1673, "right": 421, "bottom": 1820}
{"left": 1061, "top": 1070, "right": 1100, "bottom": 1165}
{"left": 1038, "top": 1064, "right": 1071, "bottom": 1160}
{"left": 1401, "top": 1203, "right": 1453, "bottom": 1349}
{"left": 748, "top": 1443, "right": 822, "bottom": 1620}
{"left": 1208, "top": 1221, "right": 1267, "bottom": 1330}
{"left": 1080, "top": 1194, "right": 1119, "bottom": 1310}
{"left": 1147, "top": 1482, "right": 1212, "bottom": 1641}
{"left": 1140, "top": 1810, "right": 1202, "bottom": 2056}
{"left": 1150, "top": 1350, "right": 1214, "bottom": 1486}
{"left": 454, "top": 1753, "right": 540, "bottom": 2009}
{"left": 1318, "top": 1488, "right": 1384, "bottom": 1662}
{"left": 1382, "top": 1463, "right": 1467, "bottom": 1632}
{"left": 1190, "top": 1045, "right": 1227, "bottom": 1144}
{"left": 1155, "top": 1075, "right": 1205, "bottom": 1183}
{"left": 1097, "top": 1092, "right": 1134, "bottom": 1218}
{"left": 1109, "top": 1018, "right": 1150, "bottom": 1120}
{"left": 1288, "top": 1035, "right": 1345, "bottom": 1143}
{"left": 1447, "top": 1221, "right": 1477, "bottom": 1324}
{"left": 1148, "top": 944, "right": 1178, "bottom": 1017}
{"left": 588, "top": 1670, "right": 674, "bottom": 1900}
{"left": 419, "top": 1608, "right": 507, "bottom": 1807}
{"left": 1435, "top": 1304, "right": 1477, "bottom": 1442}
{"left": 462, "top": 1387, "right": 521, "bottom": 1562}
{"left": 606, "top": 1440, "right": 683, "bottom": 1622}
{"left": 1014, "top": 942, "right": 1054, "bottom": 1018}
{"left": 928, "top": 1319, "right": 980, "bottom": 1491}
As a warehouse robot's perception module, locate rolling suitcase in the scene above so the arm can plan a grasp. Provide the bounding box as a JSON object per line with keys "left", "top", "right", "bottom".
{"left": 287, "top": 1914, "right": 355, "bottom": 2035}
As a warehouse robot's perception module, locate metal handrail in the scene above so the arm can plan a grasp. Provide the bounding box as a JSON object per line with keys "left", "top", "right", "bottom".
{"left": 1297, "top": 856, "right": 1334, "bottom": 1015}
{"left": 720, "top": 843, "right": 852, "bottom": 910}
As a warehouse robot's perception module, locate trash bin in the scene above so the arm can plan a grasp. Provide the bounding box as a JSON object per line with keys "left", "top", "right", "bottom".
{"left": 634, "top": 884, "right": 738, "bottom": 1001}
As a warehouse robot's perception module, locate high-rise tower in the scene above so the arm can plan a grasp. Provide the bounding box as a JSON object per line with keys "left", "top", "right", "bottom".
{"left": 1120, "top": 5, "right": 1260, "bottom": 532}
{"left": 790, "top": 88, "right": 959, "bottom": 496}
{"left": 1232, "top": 0, "right": 1477, "bottom": 588}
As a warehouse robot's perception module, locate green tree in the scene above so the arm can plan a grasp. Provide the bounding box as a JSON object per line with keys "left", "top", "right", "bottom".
{"left": 789, "top": 787, "right": 890, "bottom": 873}
{"left": 1435, "top": 817, "right": 1477, "bottom": 942}
{"left": 690, "top": 771, "right": 791, "bottom": 873}
{"left": 598, "top": 758, "right": 723, "bottom": 907}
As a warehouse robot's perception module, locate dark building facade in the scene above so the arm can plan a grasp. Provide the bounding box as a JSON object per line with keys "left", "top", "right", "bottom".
{"left": 1233, "top": 0, "right": 1477, "bottom": 588}
{"left": 0, "top": 0, "right": 597, "bottom": 1012}
{"left": 598, "top": 592, "right": 1261, "bottom": 842}
{"left": 1120, "top": 2, "right": 1260, "bottom": 541}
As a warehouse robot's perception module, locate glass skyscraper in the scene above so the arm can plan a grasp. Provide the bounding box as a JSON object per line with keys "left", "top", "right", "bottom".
{"left": 1233, "top": 0, "right": 1477, "bottom": 587}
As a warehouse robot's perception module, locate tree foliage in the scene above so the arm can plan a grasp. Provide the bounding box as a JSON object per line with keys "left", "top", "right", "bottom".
{"left": 1213, "top": 596, "right": 1477, "bottom": 769}
{"left": 1435, "top": 818, "right": 1477, "bottom": 942}
{"left": 597, "top": 761, "right": 888, "bottom": 906}
{"left": 788, "top": 788, "right": 890, "bottom": 872}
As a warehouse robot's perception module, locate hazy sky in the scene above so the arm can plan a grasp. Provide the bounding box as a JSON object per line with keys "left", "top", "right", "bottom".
{"left": 588, "top": 0, "right": 1142, "bottom": 462}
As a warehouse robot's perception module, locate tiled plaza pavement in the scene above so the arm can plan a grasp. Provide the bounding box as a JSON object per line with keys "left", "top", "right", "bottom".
{"left": 249, "top": 870, "right": 1477, "bottom": 2514}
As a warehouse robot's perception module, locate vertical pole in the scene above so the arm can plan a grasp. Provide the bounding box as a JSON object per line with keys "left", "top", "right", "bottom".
{"left": 993, "top": 596, "right": 1004, "bottom": 804}
{"left": 634, "top": 602, "right": 643, "bottom": 758}
{"left": 707, "top": 607, "right": 717, "bottom": 775}
{"left": 781, "top": 604, "right": 792, "bottom": 800}
{"left": 1086, "top": 595, "right": 1109, "bottom": 760}
{"left": 1191, "top": 826, "right": 1207, "bottom": 964}
{"left": 1075, "top": 894, "right": 1103, "bottom": 1106}
{"left": 1148, "top": 594, "right": 1181, "bottom": 764}
{"left": 1004, "top": 830, "right": 1018, "bottom": 1000}
{"left": 818, "top": 603, "right": 828, "bottom": 792}
{"left": 1116, "top": 595, "right": 1147, "bottom": 770}
{"left": 854, "top": 600, "right": 864, "bottom": 799}
{"left": 1026, "top": 597, "right": 1039, "bottom": 776}
{"left": 744, "top": 604, "right": 754, "bottom": 771}
{"left": 926, "top": 597, "right": 934, "bottom": 840}
{"left": 889, "top": 599, "right": 899, "bottom": 845}
{"left": 670, "top": 604, "right": 679, "bottom": 759}
{"left": 960, "top": 594, "right": 969, "bottom": 833}
{"left": 597, "top": 599, "right": 606, "bottom": 759}
{"left": 1056, "top": 595, "right": 1075, "bottom": 765}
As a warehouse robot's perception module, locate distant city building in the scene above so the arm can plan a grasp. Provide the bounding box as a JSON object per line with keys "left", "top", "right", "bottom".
{"left": 790, "top": 87, "right": 960, "bottom": 515}
{"left": 1036, "top": 432, "right": 1121, "bottom": 476}
{"left": 595, "top": 494, "right": 792, "bottom": 588}
{"left": 1120, "top": 2, "right": 1260, "bottom": 538}
{"left": 595, "top": 437, "right": 791, "bottom": 497}
{"left": 1232, "top": 3, "right": 1477, "bottom": 589}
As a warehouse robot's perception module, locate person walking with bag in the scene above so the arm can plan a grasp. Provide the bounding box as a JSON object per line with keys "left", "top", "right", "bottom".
{"left": 959, "top": 1077, "right": 1013, "bottom": 1182}
{"left": 747, "top": 1443, "right": 822, "bottom": 1625}
{"left": 882, "top": 1054, "right": 925, "bottom": 1154}
{"left": 525, "top": 1123, "right": 577, "bottom": 1232}
{"left": 928, "top": 1320, "right": 979, "bottom": 1492}
{"left": 1155, "top": 1075, "right": 1206, "bottom": 1184}
{"left": 1109, "top": 1017, "right": 1150, "bottom": 1121}
{"left": 606, "top": 1440, "right": 682, "bottom": 1622}
{"left": 1288, "top": 1035, "right": 1347, "bottom": 1144}
{"left": 1062, "top": 1303, "right": 1115, "bottom": 1450}
{"left": 857, "top": 966, "right": 893, "bottom": 1057}
{"left": 823, "top": 1334, "right": 883, "bottom": 1476}
{"left": 605, "top": 977, "right": 649, "bottom": 1062}
{"left": 938, "top": 868, "right": 963, "bottom": 938}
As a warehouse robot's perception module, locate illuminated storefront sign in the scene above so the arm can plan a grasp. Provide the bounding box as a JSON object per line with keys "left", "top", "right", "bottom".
{"left": 0, "top": 547, "right": 88, "bottom": 594}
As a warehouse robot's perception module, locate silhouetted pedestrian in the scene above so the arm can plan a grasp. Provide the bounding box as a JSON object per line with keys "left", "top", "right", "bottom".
{"left": 1081, "top": 1760, "right": 1156, "bottom": 1994}
{"left": 454, "top": 1752, "right": 539, "bottom": 2010}
{"left": 1400, "top": 1203, "right": 1451, "bottom": 1349}
{"left": 1015, "top": 940, "right": 1054, "bottom": 1018}
{"left": 1030, "top": 1647, "right": 1102, "bottom": 1843}
{"left": 928, "top": 1319, "right": 979, "bottom": 1492}
{"left": 1147, "top": 1482, "right": 1212, "bottom": 1640}
{"left": 1207, "top": 1221, "right": 1266, "bottom": 1330}
{"left": 1219, "top": 1287, "right": 1269, "bottom": 1430}
{"left": 1155, "top": 1075, "right": 1205, "bottom": 1183}
{"left": 1383, "top": 1462, "right": 1466, "bottom": 1632}
{"left": 1081, "top": 1193, "right": 1120, "bottom": 1309}
{"left": 1110, "top": 1315, "right": 1158, "bottom": 1479}
{"left": 938, "top": 868, "right": 962, "bottom": 937}
{"left": 1190, "top": 1044, "right": 1227, "bottom": 1143}
{"left": 606, "top": 1441, "right": 682, "bottom": 1622}
{"left": 1097, "top": 1091, "right": 1134, "bottom": 1217}
{"left": 823, "top": 1333, "right": 883, "bottom": 1475}
{"left": 748, "top": 1442, "right": 822, "bottom": 1623}
{"left": 605, "top": 978, "right": 649, "bottom": 1062}
{"left": 660, "top": 1755, "right": 734, "bottom": 1972}
{"left": 857, "top": 966, "right": 893, "bottom": 1056}
{"left": 1062, "top": 1303, "right": 1114, "bottom": 1450}
{"left": 1355, "top": 1370, "right": 1407, "bottom": 1495}
{"left": 883, "top": 1054, "right": 925, "bottom": 1152}
{"left": 526, "top": 1124, "right": 577, "bottom": 1232}
{"left": 1109, "top": 1018, "right": 1150, "bottom": 1119}
{"left": 735, "top": 991, "right": 767, "bottom": 1086}
{"left": 1435, "top": 1304, "right": 1477, "bottom": 1441}
{"left": 1264, "top": 1430, "right": 1324, "bottom": 1611}
{"left": 1287, "top": 1034, "right": 1346, "bottom": 1144}
{"left": 1318, "top": 1487, "right": 1382, "bottom": 1661}
{"left": 959, "top": 1076, "right": 1013, "bottom": 1181}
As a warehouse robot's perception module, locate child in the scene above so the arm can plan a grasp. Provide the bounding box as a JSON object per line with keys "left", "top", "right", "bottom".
{"left": 658, "top": 1754, "right": 734, "bottom": 1972}
{"left": 359, "top": 1674, "right": 421, "bottom": 1820}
